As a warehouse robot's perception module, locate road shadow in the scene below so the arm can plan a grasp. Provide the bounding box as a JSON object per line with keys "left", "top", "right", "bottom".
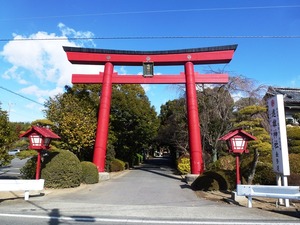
{"left": 136, "top": 157, "right": 183, "bottom": 181}
{"left": 49, "top": 208, "right": 96, "bottom": 224}
{"left": 269, "top": 209, "right": 300, "bottom": 219}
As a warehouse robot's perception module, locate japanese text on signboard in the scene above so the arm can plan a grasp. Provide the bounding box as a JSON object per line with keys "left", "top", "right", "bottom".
{"left": 267, "top": 95, "right": 290, "bottom": 175}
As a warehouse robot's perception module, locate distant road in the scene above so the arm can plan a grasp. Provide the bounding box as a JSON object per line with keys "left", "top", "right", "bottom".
{"left": 0, "top": 158, "right": 27, "bottom": 179}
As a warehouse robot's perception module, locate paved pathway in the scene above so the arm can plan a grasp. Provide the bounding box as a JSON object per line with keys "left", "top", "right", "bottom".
{"left": 0, "top": 158, "right": 27, "bottom": 178}
{"left": 0, "top": 157, "right": 299, "bottom": 224}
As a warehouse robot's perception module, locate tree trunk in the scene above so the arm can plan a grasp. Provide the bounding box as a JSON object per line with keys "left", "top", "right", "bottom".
{"left": 247, "top": 149, "right": 259, "bottom": 184}
{"left": 212, "top": 148, "right": 218, "bottom": 162}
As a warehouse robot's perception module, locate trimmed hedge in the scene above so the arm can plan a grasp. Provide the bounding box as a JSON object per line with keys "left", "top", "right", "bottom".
{"left": 20, "top": 156, "right": 37, "bottom": 179}
{"left": 252, "top": 162, "right": 276, "bottom": 185}
{"left": 41, "top": 150, "right": 82, "bottom": 188}
{"left": 191, "top": 170, "right": 236, "bottom": 191}
{"left": 81, "top": 161, "right": 99, "bottom": 184}
{"left": 109, "top": 158, "right": 126, "bottom": 172}
{"left": 289, "top": 153, "right": 300, "bottom": 174}
{"left": 207, "top": 155, "right": 236, "bottom": 172}
{"left": 20, "top": 150, "right": 83, "bottom": 188}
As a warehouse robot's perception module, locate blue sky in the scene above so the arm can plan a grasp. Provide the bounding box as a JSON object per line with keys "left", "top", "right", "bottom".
{"left": 1, "top": 0, "right": 300, "bottom": 122}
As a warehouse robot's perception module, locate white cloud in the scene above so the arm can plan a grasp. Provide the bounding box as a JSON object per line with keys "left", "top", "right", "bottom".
{"left": 141, "top": 84, "right": 150, "bottom": 92}
{"left": 20, "top": 85, "right": 63, "bottom": 99}
{"left": 2, "top": 65, "right": 29, "bottom": 84}
{"left": 118, "top": 66, "right": 127, "bottom": 75}
{"left": 1, "top": 31, "right": 73, "bottom": 85}
{"left": 58, "top": 23, "right": 95, "bottom": 48}
{"left": 1, "top": 23, "right": 104, "bottom": 111}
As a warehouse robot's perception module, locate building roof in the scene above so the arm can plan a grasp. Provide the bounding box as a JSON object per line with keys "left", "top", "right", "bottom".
{"left": 266, "top": 87, "right": 300, "bottom": 104}
{"left": 20, "top": 126, "right": 60, "bottom": 139}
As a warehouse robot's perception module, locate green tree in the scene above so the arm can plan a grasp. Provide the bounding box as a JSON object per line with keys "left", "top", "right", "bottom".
{"left": 0, "top": 103, "right": 13, "bottom": 166}
{"left": 233, "top": 104, "right": 272, "bottom": 184}
{"left": 10, "top": 122, "right": 30, "bottom": 140}
{"left": 31, "top": 119, "right": 55, "bottom": 128}
{"left": 44, "top": 84, "right": 99, "bottom": 160}
{"left": 110, "top": 84, "right": 159, "bottom": 166}
{"left": 157, "top": 98, "right": 188, "bottom": 158}
{"left": 9, "top": 121, "right": 30, "bottom": 150}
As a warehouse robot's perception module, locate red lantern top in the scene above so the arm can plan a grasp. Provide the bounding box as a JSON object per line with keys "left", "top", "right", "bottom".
{"left": 219, "top": 128, "right": 256, "bottom": 154}
{"left": 20, "top": 126, "right": 60, "bottom": 150}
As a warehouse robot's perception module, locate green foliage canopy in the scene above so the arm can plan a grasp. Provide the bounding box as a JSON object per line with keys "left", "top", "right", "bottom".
{"left": 44, "top": 85, "right": 99, "bottom": 160}
{"left": 234, "top": 104, "right": 271, "bottom": 156}
{"left": 110, "top": 84, "right": 159, "bottom": 165}
{"left": 157, "top": 98, "right": 188, "bottom": 156}
{"left": 287, "top": 126, "right": 300, "bottom": 154}
{"left": 0, "top": 103, "right": 14, "bottom": 166}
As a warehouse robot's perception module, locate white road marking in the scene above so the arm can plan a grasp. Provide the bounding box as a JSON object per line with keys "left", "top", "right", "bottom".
{"left": 0, "top": 213, "right": 298, "bottom": 225}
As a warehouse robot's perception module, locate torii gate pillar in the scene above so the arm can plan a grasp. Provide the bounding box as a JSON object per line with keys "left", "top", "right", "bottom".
{"left": 185, "top": 62, "right": 203, "bottom": 174}
{"left": 93, "top": 62, "right": 113, "bottom": 170}
{"left": 64, "top": 45, "right": 237, "bottom": 174}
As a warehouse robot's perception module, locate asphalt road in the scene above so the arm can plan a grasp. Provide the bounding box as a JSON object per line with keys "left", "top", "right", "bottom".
{"left": 0, "top": 158, "right": 27, "bottom": 179}
{"left": 0, "top": 157, "right": 299, "bottom": 225}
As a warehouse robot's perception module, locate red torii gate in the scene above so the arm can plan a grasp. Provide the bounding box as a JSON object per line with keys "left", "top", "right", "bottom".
{"left": 63, "top": 45, "right": 237, "bottom": 174}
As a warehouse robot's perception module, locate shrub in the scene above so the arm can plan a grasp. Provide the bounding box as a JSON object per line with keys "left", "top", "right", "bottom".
{"left": 134, "top": 153, "right": 143, "bottom": 165}
{"left": 191, "top": 170, "right": 235, "bottom": 191}
{"left": 252, "top": 162, "right": 276, "bottom": 185}
{"left": 287, "top": 127, "right": 300, "bottom": 153}
{"left": 41, "top": 150, "right": 82, "bottom": 188}
{"left": 288, "top": 174, "right": 300, "bottom": 186}
{"left": 20, "top": 156, "right": 37, "bottom": 179}
{"left": 289, "top": 153, "right": 300, "bottom": 174}
{"left": 207, "top": 155, "right": 235, "bottom": 171}
{"left": 177, "top": 155, "right": 190, "bottom": 175}
{"left": 105, "top": 142, "right": 116, "bottom": 172}
{"left": 81, "top": 161, "right": 99, "bottom": 184}
{"left": 110, "top": 158, "right": 125, "bottom": 172}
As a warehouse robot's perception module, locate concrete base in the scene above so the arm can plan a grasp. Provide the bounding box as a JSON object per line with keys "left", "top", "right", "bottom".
{"left": 185, "top": 174, "right": 199, "bottom": 184}
{"left": 99, "top": 172, "right": 110, "bottom": 181}
{"left": 231, "top": 191, "right": 247, "bottom": 203}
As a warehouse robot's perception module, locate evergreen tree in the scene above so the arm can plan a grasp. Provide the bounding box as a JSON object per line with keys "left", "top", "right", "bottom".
{"left": 233, "top": 103, "right": 272, "bottom": 184}
{"left": 0, "top": 103, "right": 13, "bottom": 166}
{"left": 110, "top": 84, "right": 159, "bottom": 166}
{"left": 157, "top": 98, "right": 188, "bottom": 158}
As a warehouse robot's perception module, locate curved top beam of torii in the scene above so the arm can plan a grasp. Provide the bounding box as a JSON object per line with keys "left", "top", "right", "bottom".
{"left": 63, "top": 45, "right": 237, "bottom": 66}
{"left": 63, "top": 44, "right": 237, "bottom": 84}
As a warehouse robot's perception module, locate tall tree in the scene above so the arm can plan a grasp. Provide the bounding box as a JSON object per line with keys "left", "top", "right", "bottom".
{"left": 157, "top": 98, "right": 188, "bottom": 158}
{"left": 197, "top": 85, "right": 235, "bottom": 163}
{"left": 110, "top": 84, "right": 159, "bottom": 165}
{"left": 44, "top": 84, "right": 99, "bottom": 160}
{"left": 0, "top": 103, "right": 13, "bottom": 166}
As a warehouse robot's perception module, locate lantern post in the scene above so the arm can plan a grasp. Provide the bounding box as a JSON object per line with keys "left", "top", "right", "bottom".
{"left": 20, "top": 126, "right": 60, "bottom": 179}
{"left": 219, "top": 128, "right": 256, "bottom": 185}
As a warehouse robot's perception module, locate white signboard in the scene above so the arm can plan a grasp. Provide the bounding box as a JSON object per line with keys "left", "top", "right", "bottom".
{"left": 267, "top": 94, "right": 290, "bottom": 176}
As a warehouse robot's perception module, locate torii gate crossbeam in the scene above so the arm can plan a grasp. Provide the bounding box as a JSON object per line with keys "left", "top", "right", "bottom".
{"left": 64, "top": 45, "right": 237, "bottom": 175}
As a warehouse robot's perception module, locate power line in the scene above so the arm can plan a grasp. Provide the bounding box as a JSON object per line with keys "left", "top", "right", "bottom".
{"left": 0, "top": 86, "right": 44, "bottom": 106}
{"left": 1, "top": 35, "right": 300, "bottom": 43}
{"left": 1, "top": 5, "right": 300, "bottom": 21}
